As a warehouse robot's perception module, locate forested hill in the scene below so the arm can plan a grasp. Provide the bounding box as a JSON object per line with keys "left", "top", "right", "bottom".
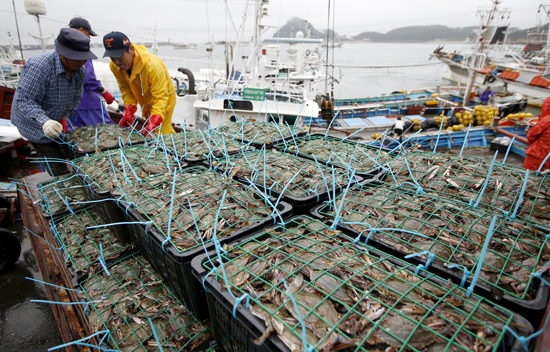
{"left": 272, "top": 18, "right": 533, "bottom": 43}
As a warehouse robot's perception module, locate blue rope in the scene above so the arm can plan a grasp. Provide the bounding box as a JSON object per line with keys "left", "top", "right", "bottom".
{"left": 148, "top": 317, "right": 165, "bottom": 352}
{"left": 51, "top": 187, "right": 74, "bottom": 215}
{"left": 47, "top": 330, "right": 117, "bottom": 352}
{"left": 466, "top": 215, "right": 498, "bottom": 297}
{"left": 25, "top": 277, "right": 83, "bottom": 293}
{"left": 471, "top": 151, "right": 498, "bottom": 208}
{"left": 432, "top": 117, "right": 445, "bottom": 153}
{"left": 323, "top": 110, "right": 340, "bottom": 139}
{"left": 331, "top": 171, "right": 356, "bottom": 228}
{"left": 282, "top": 280, "right": 315, "bottom": 352}
{"left": 510, "top": 169, "right": 529, "bottom": 221}
{"left": 273, "top": 170, "right": 301, "bottom": 209}
{"left": 389, "top": 128, "right": 423, "bottom": 154}
{"left": 536, "top": 150, "right": 550, "bottom": 175}
{"left": 86, "top": 221, "right": 152, "bottom": 229}
{"left": 162, "top": 170, "right": 178, "bottom": 252}
{"left": 98, "top": 243, "right": 111, "bottom": 276}
{"left": 169, "top": 134, "right": 183, "bottom": 169}
{"left": 447, "top": 265, "right": 470, "bottom": 287}
{"left": 293, "top": 102, "right": 305, "bottom": 127}
{"left": 501, "top": 136, "right": 515, "bottom": 165}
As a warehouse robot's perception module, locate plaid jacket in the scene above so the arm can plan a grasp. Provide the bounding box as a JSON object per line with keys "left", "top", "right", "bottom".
{"left": 526, "top": 97, "right": 550, "bottom": 159}
{"left": 11, "top": 51, "right": 85, "bottom": 143}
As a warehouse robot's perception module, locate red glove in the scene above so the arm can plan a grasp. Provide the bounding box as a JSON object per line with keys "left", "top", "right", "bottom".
{"left": 60, "top": 118, "right": 68, "bottom": 133}
{"left": 120, "top": 105, "right": 137, "bottom": 128}
{"left": 101, "top": 90, "right": 114, "bottom": 104}
{"left": 141, "top": 115, "right": 163, "bottom": 137}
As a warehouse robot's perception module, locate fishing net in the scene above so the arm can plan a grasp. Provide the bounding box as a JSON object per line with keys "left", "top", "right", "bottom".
{"left": 115, "top": 166, "right": 278, "bottom": 254}
{"left": 203, "top": 217, "right": 529, "bottom": 352}
{"left": 37, "top": 174, "right": 89, "bottom": 216}
{"left": 158, "top": 130, "right": 253, "bottom": 161}
{"left": 384, "top": 152, "right": 550, "bottom": 228}
{"left": 80, "top": 255, "right": 213, "bottom": 351}
{"left": 317, "top": 185, "right": 550, "bottom": 301}
{"left": 217, "top": 121, "right": 304, "bottom": 145}
{"left": 71, "top": 145, "right": 178, "bottom": 192}
{"left": 52, "top": 207, "right": 132, "bottom": 272}
{"left": 274, "top": 134, "right": 393, "bottom": 174}
{"left": 211, "top": 149, "right": 355, "bottom": 201}
{"left": 64, "top": 123, "right": 146, "bottom": 154}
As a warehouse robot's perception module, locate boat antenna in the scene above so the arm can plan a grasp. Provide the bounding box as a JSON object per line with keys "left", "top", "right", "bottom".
{"left": 324, "top": 0, "right": 331, "bottom": 96}
{"left": 331, "top": 0, "right": 336, "bottom": 97}
{"left": 12, "top": 0, "right": 24, "bottom": 60}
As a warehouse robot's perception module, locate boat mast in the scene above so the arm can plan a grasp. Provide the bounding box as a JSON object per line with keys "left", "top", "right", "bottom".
{"left": 252, "top": 0, "right": 262, "bottom": 88}
{"left": 463, "top": 0, "right": 507, "bottom": 106}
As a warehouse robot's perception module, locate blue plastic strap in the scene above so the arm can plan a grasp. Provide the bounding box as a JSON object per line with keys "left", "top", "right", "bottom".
{"left": 466, "top": 215, "right": 498, "bottom": 297}
{"left": 273, "top": 170, "right": 301, "bottom": 209}
{"left": 331, "top": 171, "right": 356, "bottom": 228}
{"left": 148, "top": 317, "right": 165, "bottom": 352}
{"left": 501, "top": 136, "right": 515, "bottom": 165}
{"left": 405, "top": 250, "right": 435, "bottom": 274}
{"left": 471, "top": 151, "right": 498, "bottom": 208}
{"left": 47, "top": 330, "right": 117, "bottom": 352}
{"left": 536, "top": 150, "right": 550, "bottom": 175}
{"left": 282, "top": 280, "right": 315, "bottom": 352}
{"left": 233, "top": 293, "right": 250, "bottom": 318}
{"left": 162, "top": 170, "right": 178, "bottom": 252}
{"left": 293, "top": 102, "right": 305, "bottom": 126}
{"left": 447, "top": 265, "right": 470, "bottom": 287}
{"left": 242, "top": 175, "right": 283, "bottom": 225}
{"left": 86, "top": 221, "right": 152, "bottom": 230}
{"left": 510, "top": 169, "right": 529, "bottom": 221}
{"left": 389, "top": 128, "right": 423, "bottom": 154}
{"left": 323, "top": 110, "right": 340, "bottom": 139}
{"left": 98, "top": 243, "right": 111, "bottom": 276}
{"left": 459, "top": 124, "right": 471, "bottom": 156}
{"left": 312, "top": 155, "right": 331, "bottom": 204}
{"left": 25, "top": 226, "right": 63, "bottom": 251}
{"left": 343, "top": 124, "right": 371, "bottom": 141}
{"left": 51, "top": 187, "right": 74, "bottom": 215}
{"left": 25, "top": 277, "right": 83, "bottom": 293}
{"left": 183, "top": 121, "right": 188, "bottom": 157}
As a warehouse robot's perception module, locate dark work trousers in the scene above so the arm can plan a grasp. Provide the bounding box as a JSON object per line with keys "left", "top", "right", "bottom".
{"left": 30, "top": 141, "right": 70, "bottom": 177}
{"left": 395, "top": 128, "right": 403, "bottom": 144}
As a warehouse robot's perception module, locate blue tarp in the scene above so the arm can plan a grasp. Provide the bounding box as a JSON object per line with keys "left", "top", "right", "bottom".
{"left": 343, "top": 118, "right": 369, "bottom": 127}
{"left": 367, "top": 115, "right": 392, "bottom": 125}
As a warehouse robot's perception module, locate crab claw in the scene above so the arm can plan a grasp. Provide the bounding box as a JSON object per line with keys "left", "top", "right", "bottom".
{"left": 366, "top": 303, "right": 385, "bottom": 321}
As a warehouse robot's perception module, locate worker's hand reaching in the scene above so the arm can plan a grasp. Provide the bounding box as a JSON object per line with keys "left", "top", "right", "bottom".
{"left": 101, "top": 90, "right": 114, "bottom": 104}
{"left": 43, "top": 120, "right": 63, "bottom": 138}
{"left": 141, "top": 115, "right": 163, "bottom": 137}
{"left": 120, "top": 105, "right": 137, "bottom": 128}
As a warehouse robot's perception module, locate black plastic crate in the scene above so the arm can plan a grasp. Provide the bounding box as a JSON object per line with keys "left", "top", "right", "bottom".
{"left": 36, "top": 174, "right": 90, "bottom": 219}
{"left": 63, "top": 123, "right": 148, "bottom": 159}
{"left": 310, "top": 197, "right": 550, "bottom": 321}
{"left": 192, "top": 216, "right": 534, "bottom": 352}
{"left": 208, "top": 150, "right": 364, "bottom": 211}
{"left": 156, "top": 130, "right": 255, "bottom": 165}
{"left": 217, "top": 121, "right": 306, "bottom": 148}
{"left": 272, "top": 133, "right": 393, "bottom": 179}
{"left": 116, "top": 167, "right": 293, "bottom": 321}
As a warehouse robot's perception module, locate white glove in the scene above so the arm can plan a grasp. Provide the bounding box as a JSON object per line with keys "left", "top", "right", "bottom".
{"left": 43, "top": 120, "right": 63, "bottom": 138}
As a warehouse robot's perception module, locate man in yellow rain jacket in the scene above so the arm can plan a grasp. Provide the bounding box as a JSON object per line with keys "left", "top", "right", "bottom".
{"left": 102, "top": 31, "right": 175, "bottom": 136}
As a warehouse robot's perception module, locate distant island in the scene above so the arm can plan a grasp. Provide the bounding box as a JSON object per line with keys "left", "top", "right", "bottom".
{"left": 273, "top": 17, "right": 536, "bottom": 43}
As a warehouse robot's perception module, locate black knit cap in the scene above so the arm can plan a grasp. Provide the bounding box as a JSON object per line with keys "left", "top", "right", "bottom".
{"left": 55, "top": 28, "right": 97, "bottom": 60}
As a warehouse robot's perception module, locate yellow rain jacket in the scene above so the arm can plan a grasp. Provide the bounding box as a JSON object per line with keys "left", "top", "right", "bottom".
{"left": 110, "top": 43, "right": 176, "bottom": 135}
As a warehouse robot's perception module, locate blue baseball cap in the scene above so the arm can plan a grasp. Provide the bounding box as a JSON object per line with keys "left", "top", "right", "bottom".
{"left": 102, "top": 31, "right": 131, "bottom": 58}
{"left": 55, "top": 28, "right": 97, "bottom": 60}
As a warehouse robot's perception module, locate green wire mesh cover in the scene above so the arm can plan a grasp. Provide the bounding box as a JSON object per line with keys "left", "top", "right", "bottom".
{"left": 37, "top": 174, "right": 89, "bottom": 215}
{"left": 80, "top": 255, "right": 213, "bottom": 351}
{"left": 217, "top": 121, "right": 303, "bottom": 145}
{"left": 65, "top": 124, "right": 146, "bottom": 154}
{"left": 116, "top": 167, "right": 273, "bottom": 254}
{"left": 211, "top": 149, "right": 353, "bottom": 199}
{"left": 72, "top": 145, "right": 177, "bottom": 192}
{"left": 318, "top": 185, "right": 550, "bottom": 301}
{"left": 386, "top": 152, "right": 550, "bottom": 228}
{"left": 274, "top": 135, "right": 393, "bottom": 173}
{"left": 159, "top": 130, "right": 252, "bottom": 160}
{"left": 53, "top": 207, "right": 132, "bottom": 272}
{"left": 204, "top": 217, "right": 525, "bottom": 352}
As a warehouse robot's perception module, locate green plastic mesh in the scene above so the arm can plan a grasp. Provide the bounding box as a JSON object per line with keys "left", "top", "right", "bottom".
{"left": 64, "top": 123, "right": 146, "bottom": 154}
{"left": 115, "top": 166, "right": 274, "bottom": 253}
{"left": 385, "top": 152, "right": 550, "bottom": 228}
{"left": 211, "top": 149, "right": 353, "bottom": 199}
{"left": 318, "top": 185, "right": 550, "bottom": 301}
{"left": 72, "top": 145, "right": 177, "bottom": 192}
{"left": 217, "top": 121, "right": 304, "bottom": 145}
{"left": 274, "top": 135, "right": 393, "bottom": 174}
{"left": 80, "top": 255, "right": 213, "bottom": 352}
{"left": 37, "top": 174, "right": 89, "bottom": 216}
{"left": 158, "top": 130, "right": 252, "bottom": 161}
{"left": 53, "top": 207, "right": 132, "bottom": 272}
{"left": 204, "top": 217, "right": 526, "bottom": 352}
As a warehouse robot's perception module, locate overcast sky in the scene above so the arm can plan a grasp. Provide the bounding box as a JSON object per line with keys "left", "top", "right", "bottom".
{"left": 0, "top": 0, "right": 544, "bottom": 46}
